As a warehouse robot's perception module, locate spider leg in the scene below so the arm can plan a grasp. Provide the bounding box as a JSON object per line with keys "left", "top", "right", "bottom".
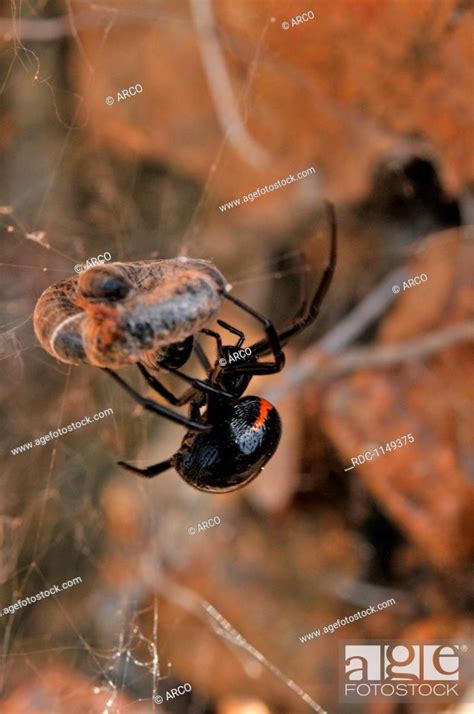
{"left": 216, "top": 319, "right": 245, "bottom": 348}
{"left": 137, "top": 363, "right": 195, "bottom": 406}
{"left": 250, "top": 200, "right": 337, "bottom": 357}
{"left": 221, "top": 254, "right": 308, "bottom": 362}
{"left": 104, "top": 368, "right": 211, "bottom": 431}
{"left": 193, "top": 340, "right": 212, "bottom": 372}
{"left": 200, "top": 328, "right": 224, "bottom": 363}
{"left": 222, "top": 360, "right": 284, "bottom": 376}
{"left": 278, "top": 201, "right": 337, "bottom": 341}
{"left": 161, "top": 365, "right": 235, "bottom": 400}
{"left": 117, "top": 457, "right": 173, "bottom": 478}
{"left": 223, "top": 292, "right": 285, "bottom": 369}
{"left": 291, "top": 251, "right": 310, "bottom": 321}
{"left": 248, "top": 251, "right": 308, "bottom": 358}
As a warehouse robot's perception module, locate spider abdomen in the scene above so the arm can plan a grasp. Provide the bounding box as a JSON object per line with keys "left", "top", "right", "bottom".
{"left": 172, "top": 397, "right": 281, "bottom": 493}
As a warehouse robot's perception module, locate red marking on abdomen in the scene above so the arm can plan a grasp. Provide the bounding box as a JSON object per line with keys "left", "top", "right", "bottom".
{"left": 253, "top": 399, "right": 273, "bottom": 429}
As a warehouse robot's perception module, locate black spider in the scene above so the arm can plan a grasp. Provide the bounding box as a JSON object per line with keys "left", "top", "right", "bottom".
{"left": 106, "top": 202, "right": 337, "bottom": 493}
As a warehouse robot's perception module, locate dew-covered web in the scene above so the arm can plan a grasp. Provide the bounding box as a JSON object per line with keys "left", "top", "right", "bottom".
{"left": 0, "top": 1, "right": 332, "bottom": 712}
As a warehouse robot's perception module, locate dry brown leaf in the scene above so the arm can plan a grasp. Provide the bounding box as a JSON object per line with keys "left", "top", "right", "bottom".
{"left": 321, "top": 230, "right": 474, "bottom": 571}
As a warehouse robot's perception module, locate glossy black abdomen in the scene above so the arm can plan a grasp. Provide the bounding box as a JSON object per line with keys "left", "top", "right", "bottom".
{"left": 172, "top": 396, "right": 281, "bottom": 493}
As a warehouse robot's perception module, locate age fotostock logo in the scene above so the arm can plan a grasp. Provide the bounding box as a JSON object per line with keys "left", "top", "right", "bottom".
{"left": 340, "top": 641, "right": 471, "bottom": 703}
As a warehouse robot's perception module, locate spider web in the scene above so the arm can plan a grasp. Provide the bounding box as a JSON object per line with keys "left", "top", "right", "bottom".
{"left": 0, "top": 1, "right": 335, "bottom": 712}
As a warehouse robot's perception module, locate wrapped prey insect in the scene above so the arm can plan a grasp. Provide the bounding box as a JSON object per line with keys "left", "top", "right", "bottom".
{"left": 33, "top": 258, "right": 229, "bottom": 370}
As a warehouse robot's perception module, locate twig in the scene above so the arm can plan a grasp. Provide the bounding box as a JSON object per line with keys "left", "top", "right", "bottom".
{"left": 318, "top": 267, "right": 408, "bottom": 353}
{"left": 267, "top": 318, "right": 473, "bottom": 402}
{"left": 265, "top": 262, "right": 473, "bottom": 401}
{"left": 265, "top": 266, "right": 407, "bottom": 401}
{"left": 317, "top": 322, "right": 474, "bottom": 382}
{"left": 189, "top": 0, "right": 269, "bottom": 168}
